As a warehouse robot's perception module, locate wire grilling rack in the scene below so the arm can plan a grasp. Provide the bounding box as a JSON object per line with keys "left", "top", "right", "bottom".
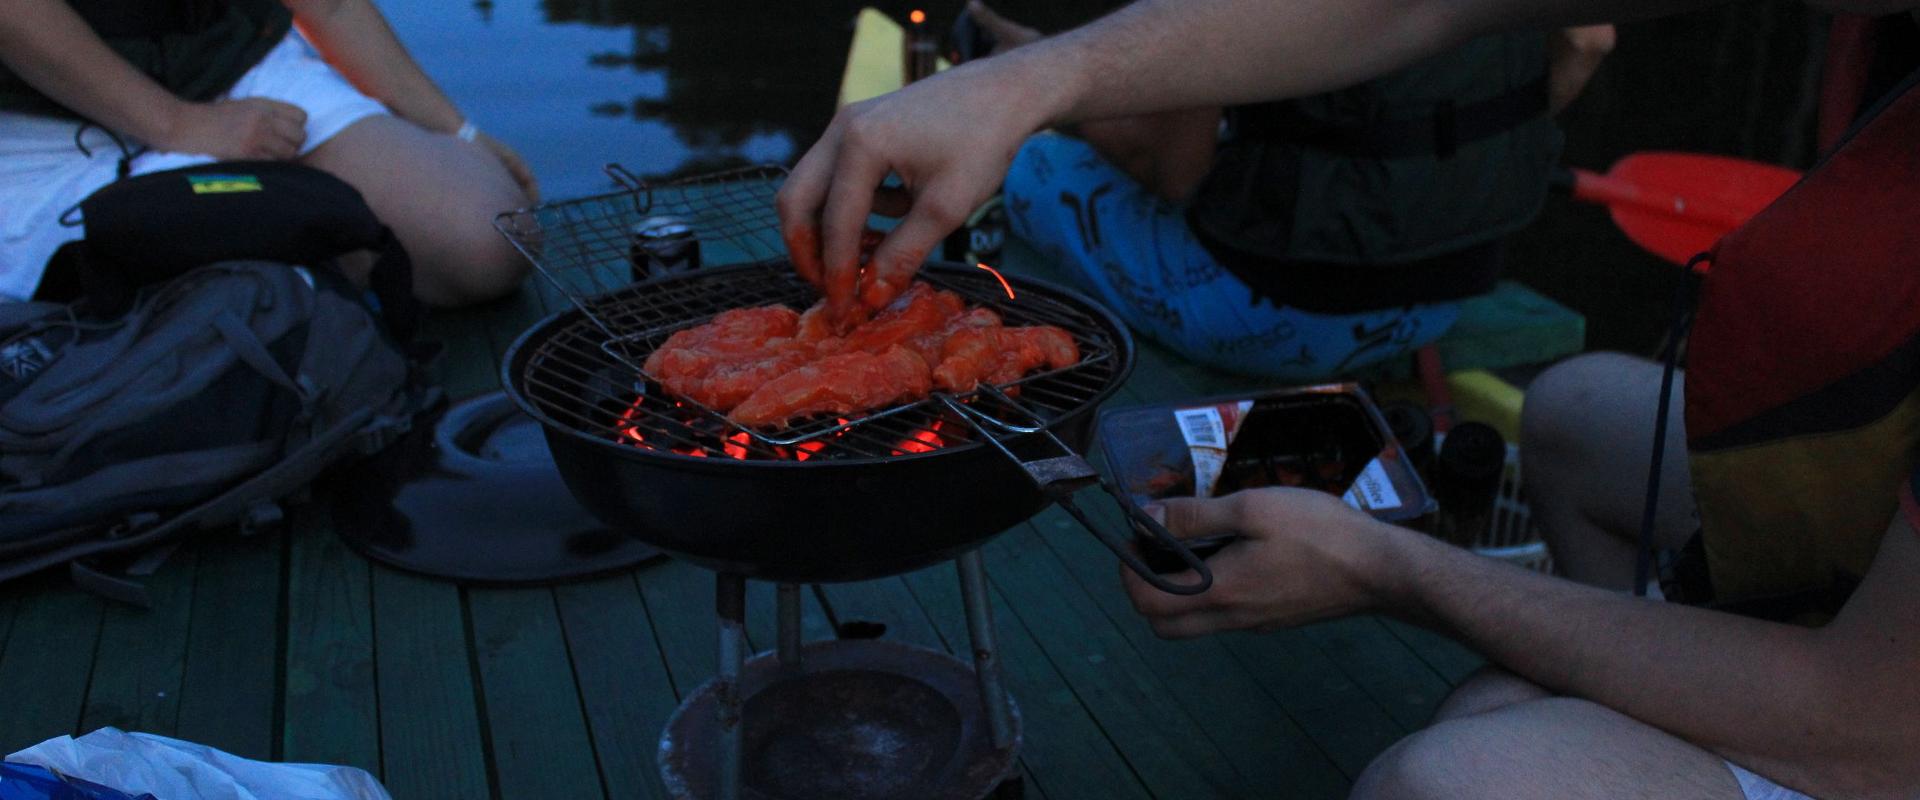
{"left": 493, "top": 163, "right": 789, "bottom": 332}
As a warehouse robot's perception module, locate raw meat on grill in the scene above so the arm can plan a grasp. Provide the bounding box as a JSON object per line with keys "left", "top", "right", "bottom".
{"left": 820, "top": 283, "right": 969, "bottom": 356}
{"left": 931, "top": 325, "right": 1079, "bottom": 393}
{"left": 643, "top": 282, "right": 1081, "bottom": 428}
{"left": 643, "top": 306, "right": 813, "bottom": 409}
{"left": 729, "top": 346, "right": 933, "bottom": 428}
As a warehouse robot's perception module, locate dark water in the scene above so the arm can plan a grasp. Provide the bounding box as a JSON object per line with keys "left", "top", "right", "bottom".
{"left": 393, "top": 1, "right": 1832, "bottom": 356}
{"left": 387, "top": 0, "right": 949, "bottom": 201}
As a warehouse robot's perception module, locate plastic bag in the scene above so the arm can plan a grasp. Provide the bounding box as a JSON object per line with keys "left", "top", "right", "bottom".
{"left": 0, "top": 763, "right": 155, "bottom": 800}
{"left": 6, "top": 729, "right": 391, "bottom": 800}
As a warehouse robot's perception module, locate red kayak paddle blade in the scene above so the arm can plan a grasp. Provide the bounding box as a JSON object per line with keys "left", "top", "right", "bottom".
{"left": 1606, "top": 152, "right": 1801, "bottom": 267}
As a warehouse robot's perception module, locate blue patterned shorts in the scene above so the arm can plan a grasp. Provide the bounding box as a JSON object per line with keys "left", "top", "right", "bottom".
{"left": 1003, "top": 133, "right": 1461, "bottom": 381}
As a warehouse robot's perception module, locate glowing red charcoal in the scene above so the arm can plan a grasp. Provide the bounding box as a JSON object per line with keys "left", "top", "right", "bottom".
{"left": 892, "top": 419, "right": 946, "bottom": 455}
{"left": 617, "top": 399, "right": 650, "bottom": 446}
{"left": 792, "top": 441, "right": 828, "bottom": 462}
{"left": 617, "top": 398, "right": 955, "bottom": 460}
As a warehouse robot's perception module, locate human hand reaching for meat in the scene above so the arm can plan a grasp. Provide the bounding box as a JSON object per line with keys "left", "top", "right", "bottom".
{"left": 776, "top": 44, "right": 1075, "bottom": 327}
{"left": 1121, "top": 487, "right": 1405, "bottom": 638}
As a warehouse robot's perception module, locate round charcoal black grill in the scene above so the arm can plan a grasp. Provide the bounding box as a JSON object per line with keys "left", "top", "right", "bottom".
{"left": 505, "top": 259, "right": 1187, "bottom": 585}
{"left": 497, "top": 166, "right": 1213, "bottom": 800}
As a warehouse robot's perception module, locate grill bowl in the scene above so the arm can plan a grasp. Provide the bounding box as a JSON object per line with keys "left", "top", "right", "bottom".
{"left": 502, "top": 260, "right": 1135, "bottom": 582}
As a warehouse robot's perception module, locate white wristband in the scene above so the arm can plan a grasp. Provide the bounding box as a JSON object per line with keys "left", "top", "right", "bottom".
{"left": 455, "top": 120, "right": 479, "bottom": 143}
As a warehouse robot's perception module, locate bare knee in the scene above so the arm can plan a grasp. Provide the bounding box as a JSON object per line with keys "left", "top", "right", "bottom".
{"left": 413, "top": 213, "right": 528, "bottom": 307}
{"left": 1352, "top": 726, "right": 1480, "bottom": 800}
{"left": 1520, "top": 352, "right": 1646, "bottom": 457}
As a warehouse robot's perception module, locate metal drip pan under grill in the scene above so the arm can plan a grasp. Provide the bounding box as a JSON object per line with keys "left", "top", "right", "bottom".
{"left": 659, "top": 639, "right": 1022, "bottom": 800}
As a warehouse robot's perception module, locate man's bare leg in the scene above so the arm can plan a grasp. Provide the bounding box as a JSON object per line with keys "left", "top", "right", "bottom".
{"left": 1520, "top": 352, "right": 1699, "bottom": 590}
{"left": 1353, "top": 692, "right": 1745, "bottom": 800}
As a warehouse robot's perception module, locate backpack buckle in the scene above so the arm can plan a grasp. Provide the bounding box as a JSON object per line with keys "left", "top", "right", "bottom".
{"left": 238, "top": 501, "right": 285, "bottom": 535}
{"left": 108, "top": 511, "right": 162, "bottom": 539}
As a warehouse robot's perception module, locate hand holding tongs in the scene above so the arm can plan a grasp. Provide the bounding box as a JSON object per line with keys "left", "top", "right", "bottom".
{"left": 936, "top": 386, "right": 1214, "bottom": 595}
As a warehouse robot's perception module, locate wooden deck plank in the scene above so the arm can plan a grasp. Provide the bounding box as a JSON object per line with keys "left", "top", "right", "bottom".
{"left": 0, "top": 594, "right": 20, "bottom": 664}
{"left": 421, "top": 310, "right": 503, "bottom": 401}
{"left": 979, "top": 528, "right": 1254, "bottom": 799}
{"left": 813, "top": 576, "right": 949, "bottom": 651}
{"left": 80, "top": 550, "right": 196, "bottom": 737}
{"left": 901, "top": 560, "right": 1151, "bottom": 800}
{"left": 368, "top": 567, "right": 492, "bottom": 799}
{"left": 479, "top": 283, "right": 557, "bottom": 363}
{"left": 0, "top": 584, "right": 103, "bottom": 753}
{"left": 467, "top": 586, "right": 606, "bottom": 800}
{"left": 554, "top": 576, "right": 683, "bottom": 800}
{"left": 281, "top": 505, "right": 380, "bottom": 773}
{"left": 1031, "top": 508, "right": 1352, "bottom": 798}
{"left": 1215, "top": 627, "right": 1407, "bottom": 779}
{"left": 634, "top": 559, "right": 720, "bottom": 696}
{"left": 1302, "top": 618, "right": 1456, "bottom": 731}
{"left": 174, "top": 530, "right": 283, "bottom": 761}
{"left": 1380, "top": 618, "right": 1485, "bottom": 686}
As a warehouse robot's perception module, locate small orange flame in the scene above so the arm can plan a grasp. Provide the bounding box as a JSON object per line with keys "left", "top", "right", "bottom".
{"left": 724, "top": 432, "right": 752, "bottom": 460}
{"left": 976, "top": 262, "right": 1015, "bottom": 300}
{"left": 909, "top": 9, "right": 926, "bottom": 24}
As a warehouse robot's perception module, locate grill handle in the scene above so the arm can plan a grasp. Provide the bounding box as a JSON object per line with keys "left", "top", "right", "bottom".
{"left": 937, "top": 390, "right": 1214, "bottom": 595}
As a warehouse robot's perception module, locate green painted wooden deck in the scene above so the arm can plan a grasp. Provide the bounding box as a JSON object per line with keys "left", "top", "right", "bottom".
{"left": 0, "top": 243, "right": 1495, "bottom": 800}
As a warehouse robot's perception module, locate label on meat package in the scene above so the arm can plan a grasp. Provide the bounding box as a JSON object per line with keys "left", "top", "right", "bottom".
{"left": 1341, "top": 458, "right": 1402, "bottom": 512}
{"left": 1173, "top": 401, "right": 1253, "bottom": 497}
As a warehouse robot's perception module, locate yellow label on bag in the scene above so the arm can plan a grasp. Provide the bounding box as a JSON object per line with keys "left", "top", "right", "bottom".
{"left": 188, "top": 174, "right": 263, "bottom": 194}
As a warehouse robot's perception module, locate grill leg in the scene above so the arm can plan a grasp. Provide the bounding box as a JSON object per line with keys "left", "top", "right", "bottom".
{"left": 957, "top": 549, "right": 1015, "bottom": 750}
{"left": 776, "top": 582, "right": 803, "bottom": 673}
{"left": 716, "top": 573, "right": 747, "bottom": 800}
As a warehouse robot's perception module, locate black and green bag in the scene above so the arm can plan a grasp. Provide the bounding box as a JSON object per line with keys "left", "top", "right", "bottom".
{"left": 0, "top": 162, "right": 436, "bottom": 603}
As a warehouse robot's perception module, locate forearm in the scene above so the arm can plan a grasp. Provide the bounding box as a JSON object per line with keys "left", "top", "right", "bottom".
{"left": 0, "top": 0, "right": 185, "bottom": 141}
{"left": 1375, "top": 522, "right": 1917, "bottom": 795}
{"left": 994, "top": 0, "right": 1697, "bottom": 128}
{"left": 288, "top": 0, "right": 463, "bottom": 133}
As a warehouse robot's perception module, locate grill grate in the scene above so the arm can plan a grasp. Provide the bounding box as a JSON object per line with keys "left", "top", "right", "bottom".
{"left": 515, "top": 261, "right": 1123, "bottom": 461}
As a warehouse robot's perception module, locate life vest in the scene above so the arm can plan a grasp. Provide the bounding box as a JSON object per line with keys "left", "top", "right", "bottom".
{"left": 1185, "top": 31, "right": 1562, "bottom": 313}
{"left": 0, "top": 0, "right": 292, "bottom": 121}
{"left": 1685, "top": 68, "right": 1920, "bottom": 612}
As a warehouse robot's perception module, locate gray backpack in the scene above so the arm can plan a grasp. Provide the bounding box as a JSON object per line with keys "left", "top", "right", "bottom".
{"left": 0, "top": 261, "right": 429, "bottom": 603}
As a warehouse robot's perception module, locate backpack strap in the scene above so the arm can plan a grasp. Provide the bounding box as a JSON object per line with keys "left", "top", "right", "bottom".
{"left": 0, "top": 404, "right": 396, "bottom": 604}
{"left": 364, "top": 225, "right": 420, "bottom": 345}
